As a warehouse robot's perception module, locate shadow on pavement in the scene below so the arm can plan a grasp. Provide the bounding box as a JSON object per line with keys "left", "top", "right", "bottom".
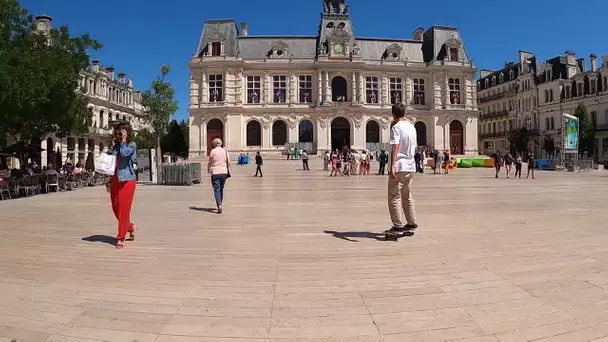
{"left": 82, "top": 235, "right": 116, "bottom": 245}
{"left": 189, "top": 206, "right": 218, "bottom": 214}
{"left": 324, "top": 230, "right": 414, "bottom": 242}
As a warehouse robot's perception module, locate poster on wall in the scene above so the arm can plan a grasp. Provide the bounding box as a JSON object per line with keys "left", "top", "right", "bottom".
{"left": 563, "top": 114, "right": 579, "bottom": 151}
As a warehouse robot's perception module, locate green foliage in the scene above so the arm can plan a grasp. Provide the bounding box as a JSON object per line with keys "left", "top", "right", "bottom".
{"left": 133, "top": 129, "right": 156, "bottom": 150}
{"left": 573, "top": 103, "right": 596, "bottom": 156}
{"left": 0, "top": 0, "right": 101, "bottom": 145}
{"left": 141, "top": 65, "right": 178, "bottom": 158}
{"left": 160, "top": 120, "right": 188, "bottom": 158}
{"left": 508, "top": 127, "right": 529, "bottom": 153}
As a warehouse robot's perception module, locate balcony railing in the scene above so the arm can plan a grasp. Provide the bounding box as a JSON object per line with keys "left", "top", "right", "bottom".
{"left": 481, "top": 110, "right": 509, "bottom": 119}
{"left": 480, "top": 131, "right": 507, "bottom": 139}
{"left": 478, "top": 92, "right": 505, "bottom": 103}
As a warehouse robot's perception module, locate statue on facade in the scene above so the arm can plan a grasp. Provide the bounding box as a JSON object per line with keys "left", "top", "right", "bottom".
{"left": 319, "top": 43, "right": 327, "bottom": 55}
{"left": 352, "top": 43, "right": 360, "bottom": 56}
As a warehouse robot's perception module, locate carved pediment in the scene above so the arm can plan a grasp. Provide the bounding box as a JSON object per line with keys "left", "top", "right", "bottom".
{"left": 268, "top": 40, "right": 288, "bottom": 58}
{"left": 328, "top": 28, "right": 351, "bottom": 42}
{"left": 383, "top": 43, "right": 403, "bottom": 60}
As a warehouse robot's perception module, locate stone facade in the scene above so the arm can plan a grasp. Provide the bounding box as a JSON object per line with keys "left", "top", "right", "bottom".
{"left": 24, "top": 16, "right": 148, "bottom": 168}
{"left": 188, "top": 0, "right": 479, "bottom": 157}
{"left": 477, "top": 50, "right": 608, "bottom": 160}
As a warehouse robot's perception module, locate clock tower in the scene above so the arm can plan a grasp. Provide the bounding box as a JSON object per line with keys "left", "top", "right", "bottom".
{"left": 317, "top": 0, "right": 354, "bottom": 60}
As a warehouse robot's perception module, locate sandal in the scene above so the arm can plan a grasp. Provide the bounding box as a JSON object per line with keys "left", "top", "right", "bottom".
{"left": 115, "top": 239, "right": 125, "bottom": 249}
{"left": 127, "top": 224, "right": 136, "bottom": 241}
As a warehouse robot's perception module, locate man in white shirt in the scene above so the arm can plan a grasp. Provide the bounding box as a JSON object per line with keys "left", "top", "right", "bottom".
{"left": 388, "top": 103, "right": 418, "bottom": 231}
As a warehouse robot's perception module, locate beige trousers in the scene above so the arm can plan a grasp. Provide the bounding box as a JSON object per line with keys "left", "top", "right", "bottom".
{"left": 387, "top": 172, "right": 416, "bottom": 227}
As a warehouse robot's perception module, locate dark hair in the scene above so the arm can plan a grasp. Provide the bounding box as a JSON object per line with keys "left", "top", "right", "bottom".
{"left": 113, "top": 121, "right": 134, "bottom": 143}
{"left": 391, "top": 103, "right": 406, "bottom": 119}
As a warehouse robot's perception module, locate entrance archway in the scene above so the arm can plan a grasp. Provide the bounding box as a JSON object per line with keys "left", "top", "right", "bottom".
{"left": 206, "top": 119, "right": 224, "bottom": 155}
{"left": 365, "top": 120, "right": 380, "bottom": 143}
{"left": 272, "top": 120, "right": 287, "bottom": 146}
{"left": 331, "top": 116, "right": 351, "bottom": 151}
{"left": 449, "top": 120, "right": 464, "bottom": 155}
{"left": 331, "top": 76, "right": 348, "bottom": 102}
{"left": 298, "top": 120, "right": 313, "bottom": 143}
{"left": 414, "top": 121, "right": 427, "bottom": 147}
{"left": 246, "top": 120, "right": 262, "bottom": 146}
{"left": 46, "top": 137, "right": 54, "bottom": 167}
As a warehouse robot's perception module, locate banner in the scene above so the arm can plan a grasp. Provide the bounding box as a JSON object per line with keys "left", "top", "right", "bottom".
{"left": 564, "top": 117, "right": 578, "bottom": 150}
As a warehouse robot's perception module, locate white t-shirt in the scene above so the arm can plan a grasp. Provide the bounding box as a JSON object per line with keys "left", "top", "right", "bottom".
{"left": 389, "top": 120, "right": 417, "bottom": 173}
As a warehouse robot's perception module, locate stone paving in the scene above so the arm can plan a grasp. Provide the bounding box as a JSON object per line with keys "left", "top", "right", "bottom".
{"left": 1, "top": 160, "right": 608, "bottom": 342}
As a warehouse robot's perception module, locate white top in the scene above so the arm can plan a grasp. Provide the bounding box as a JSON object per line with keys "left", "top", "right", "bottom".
{"left": 389, "top": 120, "right": 417, "bottom": 173}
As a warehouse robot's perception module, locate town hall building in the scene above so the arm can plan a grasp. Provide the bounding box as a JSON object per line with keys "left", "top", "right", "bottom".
{"left": 188, "top": 0, "right": 479, "bottom": 156}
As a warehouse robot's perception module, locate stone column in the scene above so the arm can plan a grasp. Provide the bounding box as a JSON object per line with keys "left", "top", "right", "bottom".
{"left": 235, "top": 69, "right": 243, "bottom": 104}
{"left": 201, "top": 70, "right": 208, "bottom": 103}
{"left": 189, "top": 72, "right": 198, "bottom": 108}
{"left": 223, "top": 68, "right": 230, "bottom": 104}
{"left": 358, "top": 73, "right": 365, "bottom": 103}
{"left": 324, "top": 70, "right": 331, "bottom": 103}
{"left": 263, "top": 72, "right": 270, "bottom": 104}
{"left": 432, "top": 73, "right": 442, "bottom": 110}
{"left": 405, "top": 72, "right": 412, "bottom": 107}
{"left": 351, "top": 72, "right": 357, "bottom": 103}
{"left": 381, "top": 73, "right": 389, "bottom": 107}
{"left": 444, "top": 72, "right": 450, "bottom": 107}
{"left": 288, "top": 71, "right": 296, "bottom": 104}
{"left": 317, "top": 70, "right": 323, "bottom": 104}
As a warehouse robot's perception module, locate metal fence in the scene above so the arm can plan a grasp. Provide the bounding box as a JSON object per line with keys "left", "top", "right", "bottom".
{"left": 159, "top": 163, "right": 202, "bottom": 185}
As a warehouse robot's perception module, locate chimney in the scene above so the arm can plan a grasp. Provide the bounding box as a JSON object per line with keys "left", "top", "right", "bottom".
{"left": 118, "top": 72, "right": 126, "bottom": 84}
{"left": 240, "top": 22, "right": 248, "bottom": 36}
{"left": 590, "top": 54, "right": 597, "bottom": 72}
{"left": 412, "top": 27, "right": 424, "bottom": 41}
{"left": 106, "top": 66, "right": 115, "bottom": 80}
{"left": 91, "top": 59, "right": 100, "bottom": 73}
{"left": 127, "top": 79, "right": 133, "bottom": 88}
{"left": 576, "top": 58, "right": 585, "bottom": 72}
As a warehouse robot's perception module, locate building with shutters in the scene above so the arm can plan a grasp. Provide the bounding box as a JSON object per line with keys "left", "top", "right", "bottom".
{"left": 188, "top": 0, "right": 479, "bottom": 156}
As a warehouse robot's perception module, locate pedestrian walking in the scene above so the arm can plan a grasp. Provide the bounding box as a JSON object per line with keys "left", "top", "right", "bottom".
{"left": 207, "top": 138, "right": 231, "bottom": 214}
{"left": 254, "top": 151, "right": 263, "bottom": 177}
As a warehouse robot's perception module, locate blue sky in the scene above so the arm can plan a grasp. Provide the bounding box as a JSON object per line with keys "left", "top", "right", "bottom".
{"left": 23, "top": 0, "right": 607, "bottom": 121}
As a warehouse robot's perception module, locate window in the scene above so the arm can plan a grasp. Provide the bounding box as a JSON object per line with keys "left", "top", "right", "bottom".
{"left": 566, "top": 86, "right": 571, "bottom": 98}
{"left": 449, "top": 47, "right": 459, "bottom": 61}
{"left": 544, "top": 90, "right": 549, "bottom": 103}
{"left": 210, "top": 42, "right": 221, "bottom": 56}
{"left": 413, "top": 78, "right": 425, "bottom": 105}
{"left": 365, "top": 76, "right": 379, "bottom": 104}
{"left": 509, "top": 70, "right": 514, "bottom": 80}
{"left": 246, "top": 76, "right": 261, "bottom": 104}
{"left": 605, "top": 109, "right": 608, "bottom": 125}
{"left": 499, "top": 73, "right": 504, "bottom": 83}
{"left": 299, "top": 75, "right": 312, "bottom": 103}
{"left": 448, "top": 78, "right": 461, "bottom": 105}
{"left": 492, "top": 76, "right": 496, "bottom": 86}
{"left": 545, "top": 118, "right": 550, "bottom": 130}
{"left": 273, "top": 75, "right": 287, "bottom": 103}
{"left": 208, "top": 74, "right": 223, "bottom": 102}
{"left": 591, "top": 111, "right": 597, "bottom": 126}
{"left": 389, "top": 77, "right": 402, "bottom": 104}
{"left": 549, "top": 89, "right": 553, "bottom": 102}
{"left": 550, "top": 117, "right": 554, "bottom": 130}
{"left": 591, "top": 80, "right": 596, "bottom": 94}
{"left": 485, "top": 79, "right": 489, "bottom": 88}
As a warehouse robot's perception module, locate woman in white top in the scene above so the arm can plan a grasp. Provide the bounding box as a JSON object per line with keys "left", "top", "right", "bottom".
{"left": 207, "top": 138, "right": 230, "bottom": 213}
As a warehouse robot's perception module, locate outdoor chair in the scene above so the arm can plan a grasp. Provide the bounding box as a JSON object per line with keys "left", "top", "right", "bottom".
{"left": 45, "top": 174, "right": 60, "bottom": 193}
{"left": 19, "top": 176, "right": 37, "bottom": 197}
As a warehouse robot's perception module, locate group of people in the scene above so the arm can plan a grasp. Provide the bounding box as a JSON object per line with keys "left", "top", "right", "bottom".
{"left": 492, "top": 150, "right": 536, "bottom": 179}
{"left": 325, "top": 149, "right": 376, "bottom": 176}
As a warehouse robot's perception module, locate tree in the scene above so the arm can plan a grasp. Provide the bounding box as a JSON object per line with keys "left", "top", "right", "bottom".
{"left": 542, "top": 135, "right": 555, "bottom": 159}
{"left": 573, "top": 103, "right": 596, "bottom": 157}
{"left": 140, "top": 65, "right": 178, "bottom": 164}
{"left": 160, "top": 120, "right": 188, "bottom": 158}
{"left": 508, "top": 127, "right": 529, "bottom": 154}
{"left": 133, "top": 129, "right": 156, "bottom": 150}
{"left": 0, "top": 0, "right": 101, "bottom": 164}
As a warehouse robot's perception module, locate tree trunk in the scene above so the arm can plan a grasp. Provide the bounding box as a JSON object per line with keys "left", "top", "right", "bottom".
{"left": 156, "top": 136, "right": 162, "bottom": 184}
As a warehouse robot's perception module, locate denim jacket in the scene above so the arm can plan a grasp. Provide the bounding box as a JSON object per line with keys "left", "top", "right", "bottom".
{"left": 108, "top": 142, "right": 137, "bottom": 182}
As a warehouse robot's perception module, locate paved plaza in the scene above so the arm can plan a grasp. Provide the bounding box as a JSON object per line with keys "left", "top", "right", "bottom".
{"left": 1, "top": 160, "right": 608, "bottom": 342}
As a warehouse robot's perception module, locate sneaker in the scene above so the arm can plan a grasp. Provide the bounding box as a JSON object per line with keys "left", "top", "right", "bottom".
{"left": 387, "top": 226, "right": 406, "bottom": 232}
{"left": 404, "top": 224, "right": 418, "bottom": 230}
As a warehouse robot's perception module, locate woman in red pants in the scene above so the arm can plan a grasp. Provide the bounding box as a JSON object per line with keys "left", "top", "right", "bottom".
{"left": 107, "top": 122, "right": 137, "bottom": 249}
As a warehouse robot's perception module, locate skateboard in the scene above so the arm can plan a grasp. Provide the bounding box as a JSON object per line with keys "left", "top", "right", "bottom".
{"left": 384, "top": 229, "right": 414, "bottom": 241}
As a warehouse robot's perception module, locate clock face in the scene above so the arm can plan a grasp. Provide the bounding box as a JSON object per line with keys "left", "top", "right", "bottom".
{"left": 334, "top": 44, "right": 343, "bottom": 53}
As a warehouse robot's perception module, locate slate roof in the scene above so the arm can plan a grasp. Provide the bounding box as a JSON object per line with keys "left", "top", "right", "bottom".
{"left": 238, "top": 36, "right": 317, "bottom": 59}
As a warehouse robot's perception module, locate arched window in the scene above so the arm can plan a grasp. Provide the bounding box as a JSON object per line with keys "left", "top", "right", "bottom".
{"left": 272, "top": 120, "right": 287, "bottom": 146}
{"left": 549, "top": 89, "right": 553, "bottom": 102}
{"left": 365, "top": 120, "right": 380, "bottom": 143}
{"left": 550, "top": 117, "right": 554, "bottom": 130}
{"left": 246, "top": 120, "right": 262, "bottom": 146}
{"left": 544, "top": 90, "right": 549, "bottom": 102}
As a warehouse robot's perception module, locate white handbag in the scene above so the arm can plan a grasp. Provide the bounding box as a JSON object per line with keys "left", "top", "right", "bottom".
{"left": 96, "top": 153, "right": 117, "bottom": 176}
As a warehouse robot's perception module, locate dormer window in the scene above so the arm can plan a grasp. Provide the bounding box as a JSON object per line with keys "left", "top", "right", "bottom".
{"left": 499, "top": 73, "right": 504, "bottom": 83}
{"left": 383, "top": 43, "right": 402, "bottom": 61}
{"left": 485, "top": 79, "right": 489, "bottom": 88}
{"left": 268, "top": 40, "right": 288, "bottom": 59}
{"left": 509, "top": 70, "right": 514, "bottom": 80}
{"left": 210, "top": 42, "right": 221, "bottom": 56}
{"left": 492, "top": 76, "right": 496, "bottom": 86}
{"left": 449, "top": 47, "right": 458, "bottom": 61}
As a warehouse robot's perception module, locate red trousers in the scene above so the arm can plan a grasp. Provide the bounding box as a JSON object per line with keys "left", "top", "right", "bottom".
{"left": 110, "top": 178, "right": 136, "bottom": 240}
